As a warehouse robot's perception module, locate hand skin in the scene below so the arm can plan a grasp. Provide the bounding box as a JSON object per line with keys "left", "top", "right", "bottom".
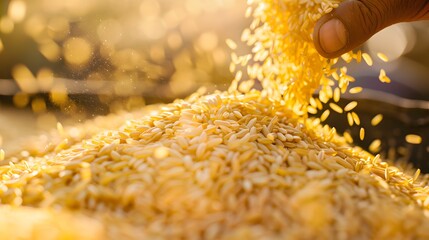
{"left": 313, "top": 0, "right": 429, "bottom": 58}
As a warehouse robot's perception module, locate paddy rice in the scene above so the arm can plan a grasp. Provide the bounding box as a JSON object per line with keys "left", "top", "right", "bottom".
{"left": 329, "top": 103, "right": 343, "bottom": 114}
{"left": 371, "top": 114, "right": 384, "bottom": 126}
{"left": 362, "top": 53, "right": 373, "bottom": 66}
{"left": 351, "top": 112, "right": 360, "bottom": 125}
{"left": 344, "top": 101, "right": 357, "bottom": 112}
{"left": 406, "top": 134, "right": 423, "bottom": 145}
{"left": 347, "top": 112, "right": 354, "bottom": 126}
{"left": 349, "top": 87, "right": 363, "bottom": 94}
{"left": 379, "top": 69, "right": 391, "bottom": 83}
{"left": 377, "top": 52, "right": 389, "bottom": 62}
{"left": 226, "top": 39, "right": 238, "bottom": 50}
{"left": 369, "top": 139, "right": 382, "bottom": 153}
{"left": 320, "top": 109, "right": 330, "bottom": 122}
{"left": 359, "top": 127, "right": 365, "bottom": 141}
{"left": 1, "top": 90, "right": 429, "bottom": 239}
{"left": 0, "top": 0, "right": 428, "bottom": 239}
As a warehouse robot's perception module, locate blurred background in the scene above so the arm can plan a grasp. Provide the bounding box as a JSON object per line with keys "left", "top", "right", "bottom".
{"left": 0, "top": 0, "right": 247, "bottom": 140}
{"left": 0, "top": 0, "right": 428, "bottom": 170}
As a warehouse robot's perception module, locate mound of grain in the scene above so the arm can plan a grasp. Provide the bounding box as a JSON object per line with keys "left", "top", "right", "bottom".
{"left": 1, "top": 90, "right": 429, "bottom": 239}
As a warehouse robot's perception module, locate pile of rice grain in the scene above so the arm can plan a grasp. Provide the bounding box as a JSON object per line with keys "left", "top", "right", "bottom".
{"left": 1, "top": 0, "right": 429, "bottom": 239}
{"left": 1, "top": 90, "right": 429, "bottom": 239}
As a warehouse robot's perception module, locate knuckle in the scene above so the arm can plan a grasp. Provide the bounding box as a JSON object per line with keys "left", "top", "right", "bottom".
{"left": 354, "top": 1, "right": 387, "bottom": 33}
{"left": 404, "top": 0, "right": 429, "bottom": 20}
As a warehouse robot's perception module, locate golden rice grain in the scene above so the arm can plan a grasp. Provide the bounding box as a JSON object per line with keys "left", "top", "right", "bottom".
{"left": 406, "top": 134, "right": 423, "bottom": 145}
{"left": 245, "top": 6, "right": 253, "bottom": 18}
{"left": 225, "top": 39, "right": 238, "bottom": 50}
{"left": 234, "top": 70, "right": 243, "bottom": 82}
{"left": 309, "top": 97, "right": 318, "bottom": 108}
{"left": 351, "top": 112, "right": 360, "bottom": 125}
{"left": 359, "top": 127, "right": 365, "bottom": 140}
{"left": 377, "top": 52, "right": 389, "bottom": 62}
{"left": 341, "top": 52, "right": 353, "bottom": 63}
{"left": 369, "top": 139, "right": 382, "bottom": 153}
{"left": 333, "top": 87, "right": 340, "bottom": 102}
{"left": 320, "top": 109, "right": 330, "bottom": 122}
{"left": 349, "top": 87, "right": 363, "bottom": 94}
{"left": 57, "top": 122, "right": 65, "bottom": 136}
{"left": 414, "top": 169, "right": 421, "bottom": 182}
{"left": 355, "top": 50, "right": 362, "bottom": 63}
{"left": 371, "top": 114, "right": 383, "bottom": 126}
{"left": 362, "top": 53, "right": 373, "bottom": 66}
{"left": 379, "top": 69, "right": 391, "bottom": 83}
{"left": 315, "top": 98, "right": 323, "bottom": 110}
{"left": 379, "top": 75, "right": 391, "bottom": 83}
{"left": 307, "top": 106, "right": 318, "bottom": 114}
{"left": 344, "top": 101, "right": 358, "bottom": 112}
{"left": 347, "top": 112, "right": 354, "bottom": 126}
{"left": 329, "top": 103, "right": 343, "bottom": 114}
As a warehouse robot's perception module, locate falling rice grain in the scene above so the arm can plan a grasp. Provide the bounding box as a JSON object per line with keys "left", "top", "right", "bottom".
{"left": 329, "top": 103, "right": 343, "bottom": 114}
{"left": 351, "top": 112, "right": 360, "bottom": 125}
{"left": 359, "top": 128, "right": 365, "bottom": 140}
{"left": 369, "top": 139, "right": 381, "bottom": 153}
{"left": 226, "top": 39, "right": 238, "bottom": 50}
{"left": 371, "top": 114, "right": 383, "bottom": 126}
{"left": 349, "top": 87, "right": 363, "bottom": 94}
{"left": 377, "top": 52, "right": 389, "bottom": 62}
{"left": 362, "top": 53, "right": 373, "bottom": 66}
{"left": 405, "top": 134, "right": 422, "bottom": 145}
{"left": 344, "top": 101, "right": 357, "bottom": 112}
{"left": 320, "top": 109, "right": 330, "bottom": 122}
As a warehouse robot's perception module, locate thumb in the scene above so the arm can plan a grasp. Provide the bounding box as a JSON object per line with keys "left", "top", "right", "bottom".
{"left": 313, "top": 0, "right": 429, "bottom": 58}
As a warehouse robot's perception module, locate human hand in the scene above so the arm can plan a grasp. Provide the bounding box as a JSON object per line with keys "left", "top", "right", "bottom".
{"left": 313, "top": 0, "right": 429, "bottom": 58}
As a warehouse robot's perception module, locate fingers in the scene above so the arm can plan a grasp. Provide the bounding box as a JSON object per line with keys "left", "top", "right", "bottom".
{"left": 313, "top": 0, "right": 429, "bottom": 58}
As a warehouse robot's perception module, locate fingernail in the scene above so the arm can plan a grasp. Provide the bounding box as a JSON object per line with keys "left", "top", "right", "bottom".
{"left": 319, "top": 18, "right": 347, "bottom": 54}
